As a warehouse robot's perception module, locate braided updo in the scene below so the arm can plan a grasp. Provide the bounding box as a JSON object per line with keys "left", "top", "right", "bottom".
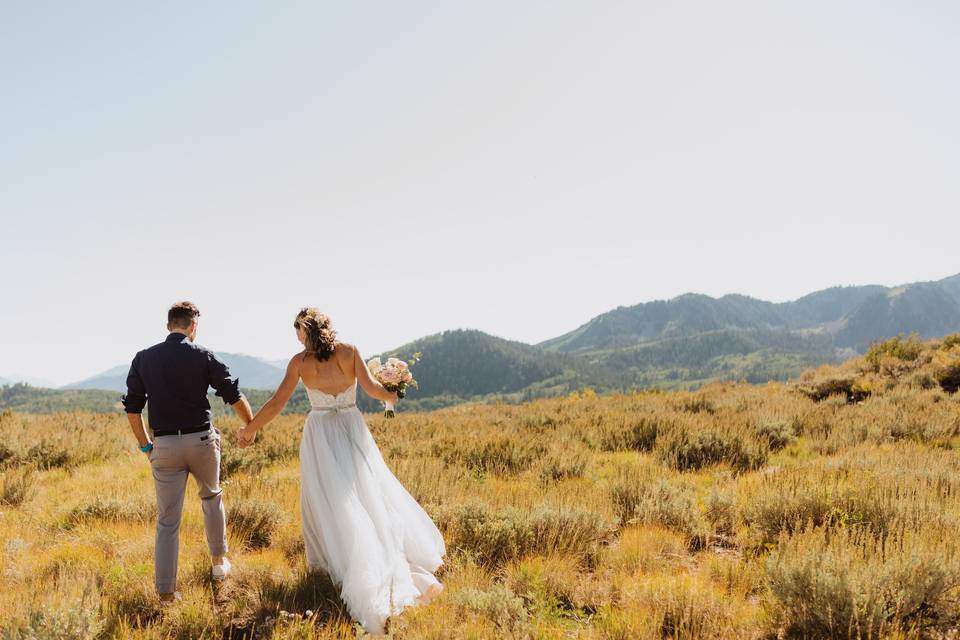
{"left": 294, "top": 308, "right": 337, "bottom": 362}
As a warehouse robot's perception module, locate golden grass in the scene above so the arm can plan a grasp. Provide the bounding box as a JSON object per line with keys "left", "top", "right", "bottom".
{"left": 2, "top": 342, "right": 960, "bottom": 638}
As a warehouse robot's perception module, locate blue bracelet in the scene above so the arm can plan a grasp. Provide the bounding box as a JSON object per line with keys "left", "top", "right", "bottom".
{"left": 139, "top": 442, "right": 154, "bottom": 453}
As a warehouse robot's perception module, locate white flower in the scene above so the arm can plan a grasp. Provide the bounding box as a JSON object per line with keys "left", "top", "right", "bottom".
{"left": 367, "top": 357, "right": 382, "bottom": 372}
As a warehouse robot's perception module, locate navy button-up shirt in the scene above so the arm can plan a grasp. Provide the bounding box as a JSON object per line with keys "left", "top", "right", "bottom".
{"left": 121, "top": 332, "right": 242, "bottom": 433}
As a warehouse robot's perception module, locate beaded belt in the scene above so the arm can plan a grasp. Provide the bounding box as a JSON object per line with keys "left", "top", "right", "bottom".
{"left": 309, "top": 404, "right": 357, "bottom": 414}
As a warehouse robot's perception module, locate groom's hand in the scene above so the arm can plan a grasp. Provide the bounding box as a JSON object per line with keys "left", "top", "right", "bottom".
{"left": 236, "top": 426, "right": 256, "bottom": 448}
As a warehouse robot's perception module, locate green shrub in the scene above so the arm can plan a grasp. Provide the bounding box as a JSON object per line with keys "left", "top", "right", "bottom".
{"left": 23, "top": 440, "right": 71, "bottom": 470}
{"left": 0, "top": 466, "right": 35, "bottom": 506}
{"left": 66, "top": 497, "right": 153, "bottom": 528}
{"left": 767, "top": 524, "right": 960, "bottom": 638}
{"left": 865, "top": 334, "right": 924, "bottom": 371}
{"left": 0, "top": 442, "right": 16, "bottom": 467}
{"left": 645, "top": 480, "right": 710, "bottom": 549}
{"left": 219, "top": 436, "right": 297, "bottom": 479}
{"left": 755, "top": 420, "right": 795, "bottom": 451}
{"left": 796, "top": 372, "right": 868, "bottom": 403}
{"left": 431, "top": 502, "right": 615, "bottom": 567}
{"left": 3, "top": 591, "right": 102, "bottom": 640}
{"left": 434, "top": 436, "right": 546, "bottom": 475}
{"left": 537, "top": 451, "right": 587, "bottom": 484}
{"left": 227, "top": 498, "right": 284, "bottom": 549}
{"left": 940, "top": 333, "right": 960, "bottom": 350}
{"left": 656, "top": 428, "right": 767, "bottom": 473}
{"left": 598, "top": 415, "right": 662, "bottom": 452}
{"left": 454, "top": 585, "right": 529, "bottom": 634}
{"left": 253, "top": 568, "right": 351, "bottom": 628}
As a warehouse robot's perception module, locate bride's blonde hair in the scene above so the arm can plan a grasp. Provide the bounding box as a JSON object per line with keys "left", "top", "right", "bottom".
{"left": 295, "top": 308, "right": 337, "bottom": 362}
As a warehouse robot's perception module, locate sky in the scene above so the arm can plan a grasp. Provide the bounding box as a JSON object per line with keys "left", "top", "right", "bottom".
{"left": 1, "top": 0, "right": 958, "bottom": 386}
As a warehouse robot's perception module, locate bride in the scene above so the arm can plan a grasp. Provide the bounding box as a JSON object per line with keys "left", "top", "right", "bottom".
{"left": 236, "top": 308, "right": 445, "bottom": 634}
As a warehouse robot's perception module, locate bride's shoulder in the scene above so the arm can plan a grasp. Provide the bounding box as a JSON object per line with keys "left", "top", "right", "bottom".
{"left": 334, "top": 342, "right": 357, "bottom": 358}
{"left": 286, "top": 351, "right": 309, "bottom": 371}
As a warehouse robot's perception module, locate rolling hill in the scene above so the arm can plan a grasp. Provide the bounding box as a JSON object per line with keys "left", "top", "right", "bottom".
{"left": 27, "top": 271, "right": 960, "bottom": 413}
{"left": 540, "top": 275, "right": 960, "bottom": 355}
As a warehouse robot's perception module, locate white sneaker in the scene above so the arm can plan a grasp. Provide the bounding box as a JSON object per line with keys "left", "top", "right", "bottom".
{"left": 212, "top": 557, "right": 232, "bottom": 581}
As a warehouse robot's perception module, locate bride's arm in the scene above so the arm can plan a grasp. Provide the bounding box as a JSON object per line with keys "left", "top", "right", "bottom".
{"left": 237, "top": 354, "right": 302, "bottom": 446}
{"left": 353, "top": 346, "right": 398, "bottom": 403}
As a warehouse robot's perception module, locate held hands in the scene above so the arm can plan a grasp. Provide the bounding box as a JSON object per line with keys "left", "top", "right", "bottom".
{"left": 236, "top": 425, "right": 257, "bottom": 448}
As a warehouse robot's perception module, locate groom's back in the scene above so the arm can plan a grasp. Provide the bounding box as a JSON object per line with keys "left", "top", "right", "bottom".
{"left": 122, "top": 332, "right": 240, "bottom": 434}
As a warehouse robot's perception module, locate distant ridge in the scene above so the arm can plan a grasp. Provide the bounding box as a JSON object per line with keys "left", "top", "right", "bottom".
{"left": 61, "top": 353, "right": 285, "bottom": 393}
{"left": 43, "top": 271, "right": 960, "bottom": 411}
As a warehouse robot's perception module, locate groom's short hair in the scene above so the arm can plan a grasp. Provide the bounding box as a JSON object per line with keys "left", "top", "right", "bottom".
{"left": 168, "top": 301, "right": 200, "bottom": 329}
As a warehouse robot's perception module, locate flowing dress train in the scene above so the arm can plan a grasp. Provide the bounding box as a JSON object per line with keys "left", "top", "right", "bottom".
{"left": 299, "top": 382, "right": 445, "bottom": 634}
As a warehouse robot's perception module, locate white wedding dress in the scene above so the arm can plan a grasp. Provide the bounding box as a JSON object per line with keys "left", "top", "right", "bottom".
{"left": 299, "top": 382, "right": 445, "bottom": 634}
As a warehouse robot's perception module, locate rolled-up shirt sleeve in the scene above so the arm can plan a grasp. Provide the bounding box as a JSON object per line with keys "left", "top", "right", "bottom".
{"left": 207, "top": 352, "right": 242, "bottom": 405}
{"left": 121, "top": 354, "right": 148, "bottom": 413}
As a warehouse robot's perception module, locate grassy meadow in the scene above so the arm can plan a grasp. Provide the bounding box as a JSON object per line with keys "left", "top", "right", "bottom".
{"left": 2, "top": 335, "right": 960, "bottom": 639}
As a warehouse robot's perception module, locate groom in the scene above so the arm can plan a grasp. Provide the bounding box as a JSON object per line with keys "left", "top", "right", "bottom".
{"left": 122, "top": 301, "right": 254, "bottom": 602}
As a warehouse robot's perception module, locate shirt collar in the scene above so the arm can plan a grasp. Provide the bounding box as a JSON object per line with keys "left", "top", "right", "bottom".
{"left": 166, "top": 332, "right": 190, "bottom": 343}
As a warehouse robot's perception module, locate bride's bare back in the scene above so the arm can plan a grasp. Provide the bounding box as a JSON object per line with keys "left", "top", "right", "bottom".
{"left": 298, "top": 344, "right": 356, "bottom": 396}
{"left": 237, "top": 336, "right": 395, "bottom": 446}
{"left": 292, "top": 342, "right": 392, "bottom": 404}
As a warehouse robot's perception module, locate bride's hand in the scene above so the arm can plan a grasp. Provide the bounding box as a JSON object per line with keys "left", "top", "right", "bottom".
{"left": 236, "top": 426, "right": 257, "bottom": 448}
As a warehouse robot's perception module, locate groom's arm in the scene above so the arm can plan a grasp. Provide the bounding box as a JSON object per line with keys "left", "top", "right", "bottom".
{"left": 206, "top": 351, "right": 253, "bottom": 425}
{"left": 127, "top": 413, "right": 151, "bottom": 451}
{"left": 121, "top": 354, "right": 151, "bottom": 453}
{"left": 231, "top": 397, "right": 254, "bottom": 424}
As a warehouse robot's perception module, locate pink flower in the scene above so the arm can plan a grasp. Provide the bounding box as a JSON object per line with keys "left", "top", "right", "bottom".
{"left": 380, "top": 369, "right": 401, "bottom": 384}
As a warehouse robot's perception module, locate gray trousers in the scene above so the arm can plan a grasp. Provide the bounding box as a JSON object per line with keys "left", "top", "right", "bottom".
{"left": 149, "top": 426, "right": 227, "bottom": 593}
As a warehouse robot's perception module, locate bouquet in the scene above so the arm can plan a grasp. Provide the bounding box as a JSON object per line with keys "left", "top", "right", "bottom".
{"left": 367, "top": 353, "right": 420, "bottom": 417}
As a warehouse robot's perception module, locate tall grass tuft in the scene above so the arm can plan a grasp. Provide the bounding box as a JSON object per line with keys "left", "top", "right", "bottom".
{"left": 228, "top": 497, "right": 285, "bottom": 549}
{"left": 766, "top": 523, "right": 960, "bottom": 638}
{"left": 0, "top": 466, "right": 35, "bottom": 506}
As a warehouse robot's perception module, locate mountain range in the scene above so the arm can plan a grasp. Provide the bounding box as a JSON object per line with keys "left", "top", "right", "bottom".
{"left": 4, "top": 272, "right": 960, "bottom": 412}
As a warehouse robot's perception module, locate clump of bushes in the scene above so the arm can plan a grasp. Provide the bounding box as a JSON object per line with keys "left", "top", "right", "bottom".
{"left": 0, "top": 466, "right": 36, "bottom": 506}
{"left": 219, "top": 433, "right": 298, "bottom": 479}
{"left": 932, "top": 343, "right": 960, "bottom": 393}
{"left": 864, "top": 333, "right": 924, "bottom": 371}
{"left": 253, "top": 569, "right": 350, "bottom": 628}
{"left": 433, "top": 436, "right": 546, "bottom": 476}
{"left": 227, "top": 498, "right": 284, "bottom": 549}
{"left": 624, "top": 573, "right": 760, "bottom": 640}
{"left": 672, "top": 394, "right": 716, "bottom": 414}
{"left": 3, "top": 582, "right": 103, "bottom": 640}
{"left": 504, "top": 554, "right": 583, "bottom": 615}
{"left": 66, "top": 496, "right": 153, "bottom": 528}
{"left": 656, "top": 427, "right": 768, "bottom": 474}
{"left": 755, "top": 420, "right": 796, "bottom": 451}
{"left": 796, "top": 366, "right": 869, "bottom": 403}
{"left": 608, "top": 465, "right": 710, "bottom": 549}
{"left": 598, "top": 415, "right": 663, "bottom": 452}
{"left": 797, "top": 334, "right": 960, "bottom": 401}
{"left": 766, "top": 524, "right": 960, "bottom": 638}
{"left": 430, "top": 502, "right": 615, "bottom": 567}
{"left": 741, "top": 482, "right": 901, "bottom": 550}
{"left": 640, "top": 481, "right": 710, "bottom": 549}
{"left": 537, "top": 451, "right": 588, "bottom": 484}
{"left": 453, "top": 585, "right": 529, "bottom": 634}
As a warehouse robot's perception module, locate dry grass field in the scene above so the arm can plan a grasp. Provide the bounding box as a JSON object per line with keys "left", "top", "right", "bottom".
{"left": 2, "top": 335, "right": 960, "bottom": 639}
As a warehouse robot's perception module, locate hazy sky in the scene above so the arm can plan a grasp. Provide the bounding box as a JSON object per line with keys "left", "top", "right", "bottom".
{"left": 2, "top": 1, "right": 958, "bottom": 385}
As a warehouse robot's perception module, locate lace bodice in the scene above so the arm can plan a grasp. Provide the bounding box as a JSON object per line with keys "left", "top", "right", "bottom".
{"left": 306, "top": 381, "right": 358, "bottom": 410}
